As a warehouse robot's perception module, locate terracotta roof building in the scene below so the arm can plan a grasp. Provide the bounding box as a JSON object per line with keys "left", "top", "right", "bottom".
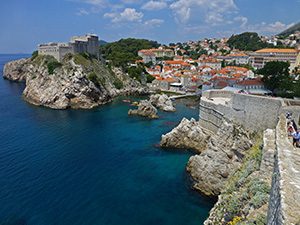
{"left": 249, "top": 48, "right": 300, "bottom": 70}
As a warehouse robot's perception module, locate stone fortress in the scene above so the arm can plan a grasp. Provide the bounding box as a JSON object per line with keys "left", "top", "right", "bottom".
{"left": 199, "top": 90, "right": 300, "bottom": 224}
{"left": 38, "top": 34, "right": 99, "bottom": 62}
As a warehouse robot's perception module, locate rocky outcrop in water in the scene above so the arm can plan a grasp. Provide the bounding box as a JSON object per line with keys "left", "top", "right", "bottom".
{"left": 160, "top": 117, "right": 211, "bottom": 153}
{"left": 128, "top": 100, "right": 158, "bottom": 118}
{"left": 186, "top": 119, "right": 252, "bottom": 197}
{"left": 3, "top": 58, "right": 29, "bottom": 82}
{"left": 2, "top": 54, "right": 148, "bottom": 109}
{"left": 149, "top": 94, "right": 176, "bottom": 112}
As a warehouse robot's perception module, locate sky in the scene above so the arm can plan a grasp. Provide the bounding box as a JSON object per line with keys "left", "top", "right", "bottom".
{"left": 0, "top": 0, "right": 299, "bottom": 53}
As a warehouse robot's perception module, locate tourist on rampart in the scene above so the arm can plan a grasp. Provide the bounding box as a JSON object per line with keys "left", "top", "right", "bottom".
{"left": 292, "top": 130, "right": 300, "bottom": 147}
{"left": 288, "top": 124, "right": 294, "bottom": 136}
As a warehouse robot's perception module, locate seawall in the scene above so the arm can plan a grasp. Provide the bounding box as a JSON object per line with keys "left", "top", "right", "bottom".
{"left": 199, "top": 90, "right": 300, "bottom": 134}
{"left": 199, "top": 90, "right": 300, "bottom": 223}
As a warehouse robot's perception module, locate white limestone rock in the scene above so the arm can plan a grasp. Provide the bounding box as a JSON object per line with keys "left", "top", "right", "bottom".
{"left": 2, "top": 55, "right": 149, "bottom": 109}
{"left": 128, "top": 100, "right": 158, "bottom": 118}
{"left": 160, "top": 117, "right": 211, "bottom": 153}
{"left": 149, "top": 94, "right": 176, "bottom": 112}
{"left": 186, "top": 119, "right": 252, "bottom": 197}
{"left": 3, "top": 58, "right": 30, "bottom": 82}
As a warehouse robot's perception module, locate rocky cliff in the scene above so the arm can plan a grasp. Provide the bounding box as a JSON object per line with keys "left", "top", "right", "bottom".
{"left": 186, "top": 119, "right": 253, "bottom": 197}
{"left": 3, "top": 54, "right": 148, "bottom": 109}
{"left": 204, "top": 134, "right": 273, "bottom": 224}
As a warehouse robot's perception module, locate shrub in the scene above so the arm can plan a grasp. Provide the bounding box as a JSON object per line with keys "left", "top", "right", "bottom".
{"left": 113, "top": 80, "right": 123, "bottom": 89}
{"left": 31, "top": 50, "right": 38, "bottom": 59}
{"left": 88, "top": 73, "right": 100, "bottom": 87}
{"left": 47, "top": 61, "right": 62, "bottom": 74}
{"left": 146, "top": 74, "right": 155, "bottom": 83}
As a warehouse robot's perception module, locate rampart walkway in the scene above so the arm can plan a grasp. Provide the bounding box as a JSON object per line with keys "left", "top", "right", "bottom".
{"left": 267, "top": 115, "right": 300, "bottom": 224}
{"left": 169, "top": 92, "right": 201, "bottom": 100}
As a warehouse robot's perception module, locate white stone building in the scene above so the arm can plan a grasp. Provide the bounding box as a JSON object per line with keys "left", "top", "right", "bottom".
{"left": 38, "top": 34, "right": 100, "bottom": 62}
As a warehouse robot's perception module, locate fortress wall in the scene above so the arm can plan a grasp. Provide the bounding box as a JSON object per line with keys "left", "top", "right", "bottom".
{"left": 199, "top": 90, "right": 283, "bottom": 134}
{"left": 202, "top": 89, "right": 233, "bottom": 99}
{"left": 231, "top": 94, "right": 283, "bottom": 133}
{"left": 199, "top": 98, "right": 232, "bottom": 133}
{"left": 58, "top": 46, "right": 73, "bottom": 62}
{"left": 267, "top": 115, "right": 300, "bottom": 224}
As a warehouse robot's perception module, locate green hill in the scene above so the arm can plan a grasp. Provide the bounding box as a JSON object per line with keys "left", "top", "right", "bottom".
{"left": 99, "top": 40, "right": 108, "bottom": 46}
{"left": 227, "top": 32, "right": 271, "bottom": 51}
{"left": 278, "top": 22, "right": 300, "bottom": 37}
{"left": 99, "top": 38, "right": 160, "bottom": 68}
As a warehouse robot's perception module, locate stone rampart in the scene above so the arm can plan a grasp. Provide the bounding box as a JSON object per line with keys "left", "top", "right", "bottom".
{"left": 38, "top": 34, "right": 99, "bottom": 62}
{"left": 267, "top": 115, "right": 300, "bottom": 224}
{"left": 199, "top": 90, "right": 300, "bottom": 223}
{"left": 199, "top": 90, "right": 283, "bottom": 134}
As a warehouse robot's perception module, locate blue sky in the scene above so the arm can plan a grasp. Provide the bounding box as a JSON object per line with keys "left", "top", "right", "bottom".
{"left": 0, "top": 0, "right": 299, "bottom": 53}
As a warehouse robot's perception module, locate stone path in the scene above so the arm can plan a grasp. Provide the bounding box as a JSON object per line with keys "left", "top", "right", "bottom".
{"left": 276, "top": 115, "right": 300, "bottom": 224}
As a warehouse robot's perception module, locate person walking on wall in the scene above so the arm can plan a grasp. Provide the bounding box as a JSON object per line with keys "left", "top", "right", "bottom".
{"left": 292, "top": 130, "right": 300, "bottom": 147}
{"left": 291, "top": 119, "right": 298, "bottom": 131}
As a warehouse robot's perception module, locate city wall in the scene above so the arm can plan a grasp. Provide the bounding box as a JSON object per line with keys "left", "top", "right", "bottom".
{"left": 199, "top": 90, "right": 287, "bottom": 134}
{"left": 199, "top": 90, "right": 300, "bottom": 224}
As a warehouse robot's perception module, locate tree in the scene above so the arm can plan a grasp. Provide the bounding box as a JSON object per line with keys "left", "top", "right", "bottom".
{"left": 227, "top": 32, "right": 271, "bottom": 51}
{"left": 259, "top": 61, "right": 290, "bottom": 93}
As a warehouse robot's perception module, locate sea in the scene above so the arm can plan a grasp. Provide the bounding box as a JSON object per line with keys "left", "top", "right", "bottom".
{"left": 0, "top": 54, "right": 214, "bottom": 225}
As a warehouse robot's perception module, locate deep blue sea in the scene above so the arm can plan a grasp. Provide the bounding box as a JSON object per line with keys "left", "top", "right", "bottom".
{"left": 0, "top": 54, "right": 214, "bottom": 225}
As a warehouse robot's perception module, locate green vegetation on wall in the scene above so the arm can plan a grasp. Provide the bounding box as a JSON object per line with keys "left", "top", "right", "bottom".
{"left": 210, "top": 137, "right": 270, "bottom": 224}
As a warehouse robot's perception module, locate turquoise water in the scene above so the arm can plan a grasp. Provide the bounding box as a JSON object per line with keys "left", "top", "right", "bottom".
{"left": 0, "top": 54, "right": 214, "bottom": 225}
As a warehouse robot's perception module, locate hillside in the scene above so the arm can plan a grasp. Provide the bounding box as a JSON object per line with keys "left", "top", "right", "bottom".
{"left": 278, "top": 22, "right": 300, "bottom": 37}
{"left": 2, "top": 53, "right": 148, "bottom": 109}
{"left": 99, "top": 40, "right": 108, "bottom": 46}
{"left": 99, "top": 38, "right": 160, "bottom": 68}
{"left": 227, "top": 32, "right": 272, "bottom": 51}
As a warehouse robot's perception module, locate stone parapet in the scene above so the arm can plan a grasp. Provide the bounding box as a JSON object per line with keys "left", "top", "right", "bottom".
{"left": 267, "top": 115, "right": 300, "bottom": 224}
{"left": 199, "top": 90, "right": 283, "bottom": 134}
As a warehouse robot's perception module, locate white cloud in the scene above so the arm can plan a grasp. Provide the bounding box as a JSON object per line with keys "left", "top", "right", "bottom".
{"left": 234, "top": 16, "right": 248, "bottom": 29}
{"left": 104, "top": 8, "right": 144, "bottom": 23}
{"left": 170, "top": 0, "right": 237, "bottom": 24}
{"left": 248, "top": 21, "right": 295, "bottom": 34}
{"left": 141, "top": 1, "right": 167, "bottom": 10}
{"left": 145, "top": 19, "right": 165, "bottom": 26}
{"left": 205, "top": 12, "right": 223, "bottom": 25}
{"left": 75, "top": 8, "right": 90, "bottom": 16}
{"left": 173, "top": 7, "right": 190, "bottom": 23}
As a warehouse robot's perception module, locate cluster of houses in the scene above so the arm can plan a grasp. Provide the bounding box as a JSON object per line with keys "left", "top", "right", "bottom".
{"left": 136, "top": 32, "right": 300, "bottom": 95}
{"left": 261, "top": 31, "right": 300, "bottom": 49}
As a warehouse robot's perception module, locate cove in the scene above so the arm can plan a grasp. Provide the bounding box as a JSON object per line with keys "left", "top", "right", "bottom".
{"left": 0, "top": 54, "right": 214, "bottom": 225}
